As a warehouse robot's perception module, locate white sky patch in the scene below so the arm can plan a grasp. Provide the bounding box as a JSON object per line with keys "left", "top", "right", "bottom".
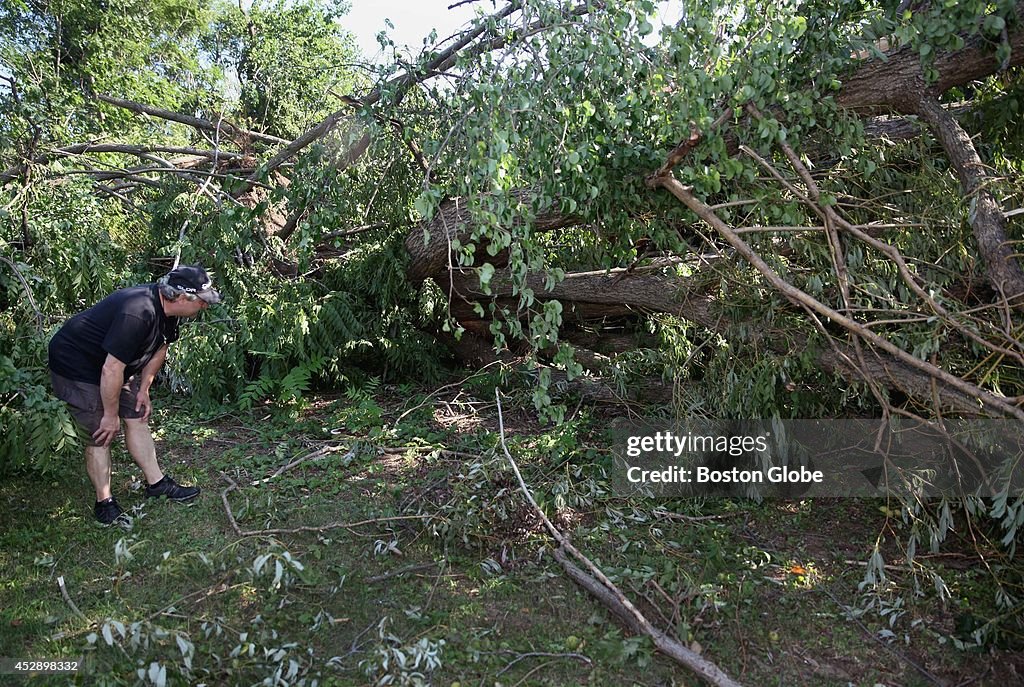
{"left": 342, "top": 0, "right": 485, "bottom": 62}
{"left": 341, "top": 0, "right": 683, "bottom": 62}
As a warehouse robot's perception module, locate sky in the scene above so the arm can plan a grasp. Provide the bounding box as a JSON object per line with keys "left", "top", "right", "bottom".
{"left": 340, "top": 1, "right": 684, "bottom": 61}
{"left": 342, "top": 0, "right": 487, "bottom": 62}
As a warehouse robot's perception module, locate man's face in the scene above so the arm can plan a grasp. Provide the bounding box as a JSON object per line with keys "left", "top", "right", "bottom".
{"left": 167, "top": 297, "right": 210, "bottom": 318}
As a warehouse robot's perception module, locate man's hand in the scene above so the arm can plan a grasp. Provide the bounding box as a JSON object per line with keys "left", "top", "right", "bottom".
{"left": 135, "top": 388, "right": 152, "bottom": 421}
{"left": 92, "top": 414, "right": 120, "bottom": 447}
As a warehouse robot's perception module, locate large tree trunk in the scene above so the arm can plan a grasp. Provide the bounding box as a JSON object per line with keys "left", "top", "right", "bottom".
{"left": 442, "top": 265, "right": 1016, "bottom": 417}
{"left": 405, "top": 191, "right": 577, "bottom": 282}
{"left": 914, "top": 97, "right": 1024, "bottom": 299}
{"left": 835, "top": 12, "right": 1024, "bottom": 299}
{"left": 836, "top": 18, "right": 1024, "bottom": 114}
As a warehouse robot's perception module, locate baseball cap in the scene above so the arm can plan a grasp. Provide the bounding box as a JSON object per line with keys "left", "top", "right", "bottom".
{"left": 162, "top": 265, "right": 222, "bottom": 304}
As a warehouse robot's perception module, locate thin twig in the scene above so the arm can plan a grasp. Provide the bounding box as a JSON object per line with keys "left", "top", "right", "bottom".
{"left": 57, "top": 575, "right": 89, "bottom": 623}
{"left": 220, "top": 468, "right": 438, "bottom": 537}
{"left": 818, "top": 586, "right": 944, "bottom": 687}
{"left": 654, "top": 510, "right": 740, "bottom": 522}
{"left": 366, "top": 563, "right": 437, "bottom": 583}
{"left": 319, "top": 223, "right": 388, "bottom": 241}
{"left": 381, "top": 446, "right": 481, "bottom": 460}
{"left": 219, "top": 472, "right": 243, "bottom": 536}
{"left": 391, "top": 361, "right": 506, "bottom": 427}
{"left": 145, "top": 574, "right": 236, "bottom": 622}
{"left": 0, "top": 254, "right": 45, "bottom": 330}
{"left": 496, "top": 651, "right": 591, "bottom": 676}
{"left": 256, "top": 445, "right": 350, "bottom": 484}
{"left": 423, "top": 558, "right": 448, "bottom": 611}
{"left": 243, "top": 515, "right": 434, "bottom": 538}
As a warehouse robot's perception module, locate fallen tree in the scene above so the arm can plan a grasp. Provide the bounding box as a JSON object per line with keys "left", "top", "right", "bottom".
{"left": 388, "top": 1, "right": 1024, "bottom": 418}
{"left": 4, "top": 0, "right": 1023, "bottom": 422}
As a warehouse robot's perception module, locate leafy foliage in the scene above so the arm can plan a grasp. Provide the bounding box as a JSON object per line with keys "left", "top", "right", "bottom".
{"left": 203, "top": 0, "right": 362, "bottom": 138}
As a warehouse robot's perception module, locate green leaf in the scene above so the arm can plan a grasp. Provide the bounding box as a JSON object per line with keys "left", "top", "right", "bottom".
{"left": 985, "top": 15, "right": 1006, "bottom": 32}
{"left": 413, "top": 190, "right": 437, "bottom": 220}
{"left": 478, "top": 263, "right": 495, "bottom": 288}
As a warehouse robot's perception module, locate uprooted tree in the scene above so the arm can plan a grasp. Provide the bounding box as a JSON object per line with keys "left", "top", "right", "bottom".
{"left": 7, "top": 0, "right": 1022, "bottom": 433}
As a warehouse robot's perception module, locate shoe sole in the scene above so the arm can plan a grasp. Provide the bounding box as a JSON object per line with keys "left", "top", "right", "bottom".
{"left": 95, "top": 514, "right": 132, "bottom": 527}
{"left": 146, "top": 494, "right": 200, "bottom": 503}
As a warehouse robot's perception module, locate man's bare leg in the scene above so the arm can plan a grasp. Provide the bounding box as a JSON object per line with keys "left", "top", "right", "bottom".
{"left": 123, "top": 418, "right": 164, "bottom": 486}
{"left": 85, "top": 445, "right": 114, "bottom": 502}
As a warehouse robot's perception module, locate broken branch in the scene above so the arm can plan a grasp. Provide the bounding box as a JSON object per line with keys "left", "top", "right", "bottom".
{"left": 494, "top": 388, "right": 745, "bottom": 687}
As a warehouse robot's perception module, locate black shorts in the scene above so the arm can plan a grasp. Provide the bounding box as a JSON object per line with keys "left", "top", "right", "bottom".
{"left": 49, "top": 371, "right": 146, "bottom": 446}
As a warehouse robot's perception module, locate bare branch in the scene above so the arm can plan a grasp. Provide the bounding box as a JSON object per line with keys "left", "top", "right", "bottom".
{"left": 647, "top": 175, "right": 1024, "bottom": 420}
{"left": 745, "top": 104, "right": 1024, "bottom": 362}
{"left": 0, "top": 143, "right": 243, "bottom": 183}
{"left": 57, "top": 165, "right": 274, "bottom": 191}
{"left": 0, "top": 254, "right": 45, "bottom": 330}
{"left": 96, "top": 94, "right": 288, "bottom": 146}
{"left": 57, "top": 575, "right": 90, "bottom": 623}
{"left": 94, "top": 184, "right": 149, "bottom": 215}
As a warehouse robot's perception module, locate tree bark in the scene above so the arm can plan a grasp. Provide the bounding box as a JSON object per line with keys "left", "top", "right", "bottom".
{"left": 449, "top": 267, "right": 719, "bottom": 326}
{"left": 447, "top": 264, "right": 1017, "bottom": 416}
{"left": 836, "top": 12, "right": 1024, "bottom": 114}
{"left": 405, "top": 191, "right": 578, "bottom": 282}
{"left": 914, "top": 96, "right": 1024, "bottom": 300}
{"left": 817, "top": 346, "right": 991, "bottom": 417}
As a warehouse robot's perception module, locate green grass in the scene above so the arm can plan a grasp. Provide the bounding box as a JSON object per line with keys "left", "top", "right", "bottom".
{"left": 1, "top": 386, "right": 1021, "bottom": 686}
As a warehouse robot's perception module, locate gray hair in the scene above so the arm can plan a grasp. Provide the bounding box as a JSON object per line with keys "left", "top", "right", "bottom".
{"left": 157, "top": 278, "right": 196, "bottom": 301}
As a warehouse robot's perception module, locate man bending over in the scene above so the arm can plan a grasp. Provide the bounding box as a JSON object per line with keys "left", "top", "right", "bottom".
{"left": 48, "top": 265, "right": 221, "bottom": 525}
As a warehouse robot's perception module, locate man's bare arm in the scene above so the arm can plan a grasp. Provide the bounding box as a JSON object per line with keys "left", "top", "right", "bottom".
{"left": 134, "top": 344, "right": 168, "bottom": 420}
{"left": 138, "top": 345, "right": 167, "bottom": 392}
{"left": 95, "top": 354, "right": 126, "bottom": 447}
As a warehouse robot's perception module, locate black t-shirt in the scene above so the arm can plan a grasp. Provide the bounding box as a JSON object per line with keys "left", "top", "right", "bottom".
{"left": 48, "top": 285, "right": 180, "bottom": 384}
